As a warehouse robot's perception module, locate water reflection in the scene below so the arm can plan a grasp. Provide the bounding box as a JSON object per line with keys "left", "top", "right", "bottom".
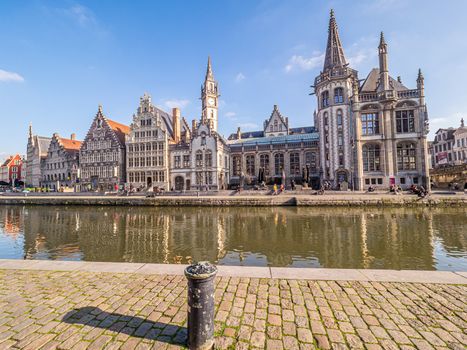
{"left": 0, "top": 205, "right": 466, "bottom": 270}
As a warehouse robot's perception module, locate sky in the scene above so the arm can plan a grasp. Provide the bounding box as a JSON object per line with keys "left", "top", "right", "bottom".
{"left": 1, "top": 0, "right": 467, "bottom": 161}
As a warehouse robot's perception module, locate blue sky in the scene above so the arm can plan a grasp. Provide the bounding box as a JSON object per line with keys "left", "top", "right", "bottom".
{"left": 1, "top": 0, "right": 467, "bottom": 160}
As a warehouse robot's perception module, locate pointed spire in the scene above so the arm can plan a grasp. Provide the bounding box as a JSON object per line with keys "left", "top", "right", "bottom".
{"left": 323, "top": 9, "right": 347, "bottom": 71}
{"left": 379, "top": 31, "right": 386, "bottom": 48}
{"left": 206, "top": 56, "right": 214, "bottom": 81}
{"left": 28, "top": 122, "right": 33, "bottom": 139}
{"left": 461, "top": 118, "right": 464, "bottom": 128}
{"left": 417, "top": 68, "right": 424, "bottom": 81}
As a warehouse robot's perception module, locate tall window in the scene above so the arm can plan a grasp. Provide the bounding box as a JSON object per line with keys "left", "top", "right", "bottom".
{"left": 324, "top": 112, "right": 328, "bottom": 126}
{"left": 305, "top": 152, "right": 317, "bottom": 172}
{"left": 259, "top": 154, "right": 270, "bottom": 176}
{"left": 183, "top": 155, "right": 190, "bottom": 168}
{"left": 396, "top": 110, "right": 415, "bottom": 133}
{"left": 205, "top": 151, "right": 212, "bottom": 167}
{"left": 361, "top": 113, "right": 380, "bottom": 135}
{"left": 337, "top": 109, "right": 343, "bottom": 126}
{"left": 274, "top": 153, "right": 284, "bottom": 175}
{"left": 290, "top": 153, "right": 300, "bottom": 175}
{"left": 174, "top": 156, "right": 181, "bottom": 169}
{"left": 195, "top": 151, "right": 203, "bottom": 167}
{"left": 397, "top": 143, "right": 416, "bottom": 170}
{"left": 362, "top": 144, "right": 381, "bottom": 172}
{"left": 334, "top": 88, "right": 344, "bottom": 104}
{"left": 232, "top": 155, "right": 241, "bottom": 176}
{"left": 321, "top": 91, "right": 329, "bottom": 108}
{"left": 245, "top": 154, "right": 255, "bottom": 176}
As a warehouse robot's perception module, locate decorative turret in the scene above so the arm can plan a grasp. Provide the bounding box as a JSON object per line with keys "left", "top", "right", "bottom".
{"left": 378, "top": 32, "right": 390, "bottom": 91}
{"left": 28, "top": 123, "right": 33, "bottom": 139}
{"left": 461, "top": 118, "right": 464, "bottom": 128}
{"left": 417, "top": 68, "right": 425, "bottom": 105}
{"left": 323, "top": 9, "right": 347, "bottom": 72}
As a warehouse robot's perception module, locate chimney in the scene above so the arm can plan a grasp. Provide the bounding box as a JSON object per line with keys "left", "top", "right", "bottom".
{"left": 237, "top": 127, "right": 241, "bottom": 140}
{"left": 172, "top": 108, "right": 181, "bottom": 143}
{"left": 70, "top": 133, "right": 76, "bottom": 140}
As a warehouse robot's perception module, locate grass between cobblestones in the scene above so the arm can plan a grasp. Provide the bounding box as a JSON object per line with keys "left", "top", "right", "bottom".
{"left": 0, "top": 269, "right": 465, "bottom": 349}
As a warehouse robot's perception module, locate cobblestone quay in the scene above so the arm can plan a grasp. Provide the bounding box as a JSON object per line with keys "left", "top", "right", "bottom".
{"left": 0, "top": 262, "right": 465, "bottom": 349}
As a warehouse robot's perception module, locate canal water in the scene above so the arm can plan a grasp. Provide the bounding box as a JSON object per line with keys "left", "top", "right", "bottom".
{"left": 0, "top": 205, "right": 465, "bottom": 271}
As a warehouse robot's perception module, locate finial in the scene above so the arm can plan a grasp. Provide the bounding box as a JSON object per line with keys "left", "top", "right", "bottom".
{"left": 461, "top": 118, "right": 465, "bottom": 128}
{"left": 397, "top": 76, "right": 402, "bottom": 83}
{"left": 28, "top": 122, "right": 33, "bottom": 138}
{"left": 417, "top": 68, "right": 424, "bottom": 79}
{"left": 330, "top": 9, "right": 335, "bottom": 18}
{"left": 98, "top": 104, "right": 103, "bottom": 113}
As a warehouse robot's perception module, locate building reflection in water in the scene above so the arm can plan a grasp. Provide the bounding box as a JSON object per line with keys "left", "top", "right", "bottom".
{"left": 0, "top": 205, "right": 466, "bottom": 270}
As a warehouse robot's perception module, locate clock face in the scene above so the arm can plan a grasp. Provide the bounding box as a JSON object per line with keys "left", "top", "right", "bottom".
{"left": 208, "top": 98, "right": 215, "bottom": 106}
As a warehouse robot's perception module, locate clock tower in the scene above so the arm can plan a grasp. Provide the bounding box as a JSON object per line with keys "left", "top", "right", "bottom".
{"left": 201, "top": 56, "right": 219, "bottom": 132}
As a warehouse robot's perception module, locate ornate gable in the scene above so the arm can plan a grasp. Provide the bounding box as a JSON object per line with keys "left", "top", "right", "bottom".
{"left": 264, "top": 105, "right": 288, "bottom": 137}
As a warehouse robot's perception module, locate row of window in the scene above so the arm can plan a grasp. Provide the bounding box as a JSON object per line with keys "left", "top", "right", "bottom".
{"left": 128, "top": 171, "right": 165, "bottom": 183}
{"left": 362, "top": 143, "right": 417, "bottom": 172}
{"left": 44, "top": 161, "right": 67, "bottom": 170}
{"left": 85, "top": 140, "right": 112, "bottom": 150}
{"left": 133, "top": 130, "right": 163, "bottom": 139}
{"left": 195, "top": 171, "right": 213, "bottom": 185}
{"left": 43, "top": 172, "right": 72, "bottom": 182}
{"left": 323, "top": 109, "right": 344, "bottom": 127}
{"left": 128, "top": 142, "right": 165, "bottom": 152}
{"left": 321, "top": 88, "right": 344, "bottom": 108}
{"left": 81, "top": 166, "right": 118, "bottom": 179}
{"left": 173, "top": 155, "right": 191, "bottom": 168}
{"left": 80, "top": 151, "right": 119, "bottom": 164}
{"left": 128, "top": 156, "right": 165, "bottom": 168}
{"left": 232, "top": 152, "right": 318, "bottom": 177}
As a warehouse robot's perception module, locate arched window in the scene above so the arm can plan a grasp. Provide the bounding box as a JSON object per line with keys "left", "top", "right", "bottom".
{"left": 232, "top": 155, "right": 241, "bottom": 176}
{"left": 397, "top": 143, "right": 416, "bottom": 170}
{"left": 245, "top": 154, "right": 255, "bottom": 176}
{"left": 321, "top": 91, "right": 329, "bottom": 108}
{"left": 274, "top": 153, "right": 284, "bottom": 175}
{"left": 290, "top": 153, "right": 300, "bottom": 175}
{"left": 396, "top": 110, "right": 415, "bottom": 133}
{"left": 334, "top": 87, "right": 344, "bottom": 104}
{"left": 305, "top": 152, "right": 317, "bottom": 172}
{"left": 324, "top": 112, "right": 328, "bottom": 126}
{"left": 259, "top": 154, "right": 270, "bottom": 176}
{"left": 362, "top": 144, "right": 381, "bottom": 172}
{"left": 274, "top": 120, "right": 278, "bottom": 132}
{"left": 337, "top": 109, "right": 343, "bottom": 126}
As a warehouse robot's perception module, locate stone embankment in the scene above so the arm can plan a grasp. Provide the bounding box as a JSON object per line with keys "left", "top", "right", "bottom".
{"left": 0, "top": 193, "right": 466, "bottom": 207}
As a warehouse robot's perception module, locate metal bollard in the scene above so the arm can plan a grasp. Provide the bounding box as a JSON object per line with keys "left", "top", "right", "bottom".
{"left": 184, "top": 261, "right": 218, "bottom": 350}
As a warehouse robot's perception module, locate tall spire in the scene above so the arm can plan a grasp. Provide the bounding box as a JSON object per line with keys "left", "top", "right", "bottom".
{"left": 28, "top": 122, "right": 33, "bottom": 139}
{"left": 323, "top": 9, "right": 347, "bottom": 72}
{"left": 206, "top": 56, "right": 214, "bottom": 81}
{"left": 378, "top": 31, "right": 389, "bottom": 91}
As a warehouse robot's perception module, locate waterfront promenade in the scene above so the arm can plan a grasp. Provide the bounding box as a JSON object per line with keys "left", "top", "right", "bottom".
{"left": 0, "top": 260, "right": 465, "bottom": 349}
{"left": 0, "top": 191, "right": 466, "bottom": 207}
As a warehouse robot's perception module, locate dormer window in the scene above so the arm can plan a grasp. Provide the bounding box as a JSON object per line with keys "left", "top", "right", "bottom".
{"left": 334, "top": 88, "right": 344, "bottom": 104}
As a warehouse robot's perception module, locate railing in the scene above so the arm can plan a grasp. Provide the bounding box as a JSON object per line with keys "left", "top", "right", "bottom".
{"left": 397, "top": 89, "right": 419, "bottom": 99}
{"left": 314, "top": 67, "right": 358, "bottom": 85}
{"left": 360, "top": 93, "right": 378, "bottom": 102}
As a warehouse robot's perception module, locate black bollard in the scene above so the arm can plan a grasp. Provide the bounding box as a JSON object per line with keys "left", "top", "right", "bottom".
{"left": 184, "top": 261, "right": 218, "bottom": 350}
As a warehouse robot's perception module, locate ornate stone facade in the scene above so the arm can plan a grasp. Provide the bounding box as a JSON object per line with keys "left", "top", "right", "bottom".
{"left": 25, "top": 124, "right": 50, "bottom": 187}
{"left": 314, "top": 10, "right": 430, "bottom": 190}
{"left": 228, "top": 105, "right": 320, "bottom": 187}
{"left": 126, "top": 94, "right": 174, "bottom": 191}
{"left": 79, "top": 106, "right": 130, "bottom": 191}
{"left": 169, "top": 58, "right": 230, "bottom": 190}
{"left": 41, "top": 133, "right": 81, "bottom": 190}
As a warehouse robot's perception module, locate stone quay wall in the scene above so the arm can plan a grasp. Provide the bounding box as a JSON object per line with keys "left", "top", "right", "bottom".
{"left": 0, "top": 194, "right": 466, "bottom": 207}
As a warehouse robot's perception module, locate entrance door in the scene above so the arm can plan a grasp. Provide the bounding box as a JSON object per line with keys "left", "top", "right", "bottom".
{"left": 337, "top": 171, "right": 348, "bottom": 184}
{"left": 147, "top": 177, "right": 152, "bottom": 188}
{"left": 186, "top": 179, "right": 191, "bottom": 190}
{"left": 175, "top": 176, "right": 184, "bottom": 191}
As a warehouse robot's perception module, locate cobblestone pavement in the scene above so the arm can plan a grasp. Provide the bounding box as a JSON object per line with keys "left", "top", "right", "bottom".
{"left": 0, "top": 269, "right": 465, "bottom": 349}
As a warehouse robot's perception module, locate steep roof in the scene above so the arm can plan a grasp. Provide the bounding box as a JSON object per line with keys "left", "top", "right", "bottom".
{"left": 36, "top": 136, "right": 51, "bottom": 157}
{"left": 106, "top": 119, "right": 130, "bottom": 145}
{"left": 360, "top": 68, "right": 408, "bottom": 92}
{"left": 59, "top": 138, "right": 82, "bottom": 152}
{"left": 323, "top": 9, "right": 347, "bottom": 72}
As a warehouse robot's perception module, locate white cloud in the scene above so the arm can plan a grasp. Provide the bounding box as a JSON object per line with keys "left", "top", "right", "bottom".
{"left": 0, "top": 69, "right": 24, "bottom": 82}
{"left": 225, "top": 112, "right": 237, "bottom": 120}
{"left": 285, "top": 52, "right": 324, "bottom": 73}
{"left": 66, "top": 4, "right": 97, "bottom": 27}
{"left": 163, "top": 99, "right": 190, "bottom": 109}
{"left": 238, "top": 123, "right": 259, "bottom": 130}
{"left": 235, "top": 73, "right": 246, "bottom": 82}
